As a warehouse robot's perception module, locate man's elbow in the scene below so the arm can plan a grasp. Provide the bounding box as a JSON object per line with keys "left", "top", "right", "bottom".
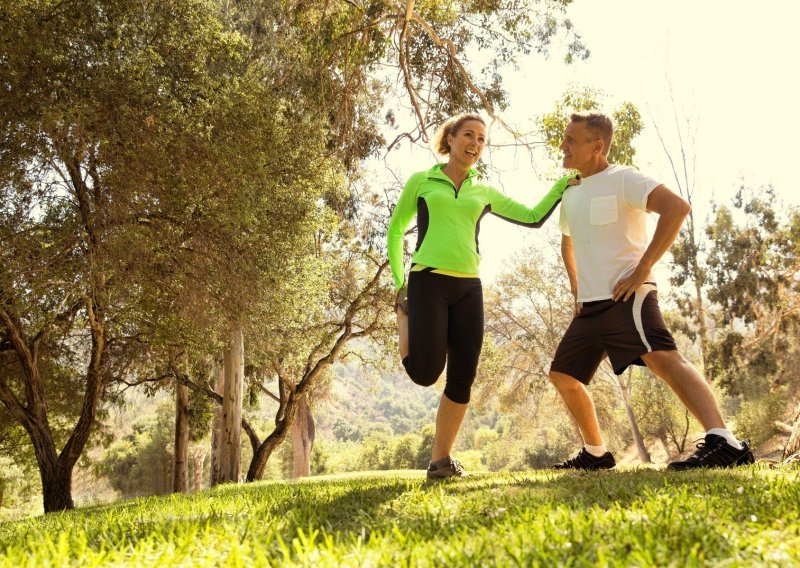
{"left": 666, "top": 196, "right": 691, "bottom": 220}
{"left": 677, "top": 197, "right": 691, "bottom": 218}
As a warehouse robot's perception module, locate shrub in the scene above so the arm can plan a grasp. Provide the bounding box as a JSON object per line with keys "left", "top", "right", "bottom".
{"left": 735, "top": 390, "right": 785, "bottom": 448}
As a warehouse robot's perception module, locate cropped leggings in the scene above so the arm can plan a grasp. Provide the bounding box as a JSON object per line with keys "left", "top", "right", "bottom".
{"left": 402, "top": 269, "right": 484, "bottom": 404}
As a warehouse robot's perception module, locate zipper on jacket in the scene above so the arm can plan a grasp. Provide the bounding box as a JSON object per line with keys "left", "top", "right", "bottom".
{"left": 430, "top": 176, "right": 460, "bottom": 199}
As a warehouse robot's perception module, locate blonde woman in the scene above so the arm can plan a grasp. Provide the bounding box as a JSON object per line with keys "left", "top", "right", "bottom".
{"left": 387, "top": 113, "right": 578, "bottom": 478}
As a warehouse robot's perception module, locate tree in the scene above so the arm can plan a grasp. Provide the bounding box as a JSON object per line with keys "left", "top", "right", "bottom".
{"left": 209, "top": 362, "right": 225, "bottom": 485}
{"left": 0, "top": 0, "right": 329, "bottom": 511}
{"left": 291, "top": 395, "right": 316, "bottom": 479}
{"left": 173, "top": 379, "right": 190, "bottom": 493}
{"left": 540, "top": 86, "right": 642, "bottom": 168}
{"left": 785, "top": 404, "right": 800, "bottom": 462}
{"left": 631, "top": 368, "right": 691, "bottom": 456}
{"left": 229, "top": 0, "right": 589, "bottom": 155}
{"left": 703, "top": 185, "right": 800, "bottom": 455}
{"left": 479, "top": 238, "right": 574, "bottom": 416}
{"left": 98, "top": 403, "right": 175, "bottom": 498}
{"left": 245, "top": 241, "right": 394, "bottom": 481}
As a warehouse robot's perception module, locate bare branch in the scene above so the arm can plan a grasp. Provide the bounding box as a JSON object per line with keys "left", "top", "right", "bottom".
{"left": 408, "top": 10, "right": 519, "bottom": 140}
{"left": 399, "top": 1, "right": 427, "bottom": 141}
{"left": 258, "top": 382, "right": 280, "bottom": 403}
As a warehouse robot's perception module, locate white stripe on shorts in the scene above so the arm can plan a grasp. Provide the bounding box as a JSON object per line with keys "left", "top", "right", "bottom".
{"left": 632, "top": 283, "right": 658, "bottom": 352}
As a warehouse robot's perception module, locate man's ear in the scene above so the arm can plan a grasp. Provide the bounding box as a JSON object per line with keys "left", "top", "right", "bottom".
{"left": 594, "top": 139, "right": 605, "bottom": 156}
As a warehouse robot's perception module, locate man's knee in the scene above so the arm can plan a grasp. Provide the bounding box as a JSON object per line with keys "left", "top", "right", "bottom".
{"left": 642, "top": 348, "right": 685, "bottom": 373}
{"left": 549, "top": 370, "right": 582, "bottom": 390}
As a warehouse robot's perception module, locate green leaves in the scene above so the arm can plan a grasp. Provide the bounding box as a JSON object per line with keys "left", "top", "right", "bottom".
{"left": 539, "top": 85, "right": 643, "bottom": 170}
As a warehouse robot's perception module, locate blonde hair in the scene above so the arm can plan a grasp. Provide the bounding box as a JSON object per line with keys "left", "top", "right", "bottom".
{"left": 570, "top": 112, "right": 614, "bottom": 156}
{"left": 432, "top": 113, "right": 485, "bottom": 156}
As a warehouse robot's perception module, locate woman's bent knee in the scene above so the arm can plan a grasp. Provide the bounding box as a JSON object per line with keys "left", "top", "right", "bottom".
{"left": 410, "top": 373, "right": 439, "bottom": 387}
{"left": 403, "top": 358, "right": 443, "bottom": 387}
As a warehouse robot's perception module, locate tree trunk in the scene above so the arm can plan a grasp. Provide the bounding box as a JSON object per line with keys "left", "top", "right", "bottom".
{"left": 192, "top": 448, "right": 206, "bottom": 491}
{"left": 618, "top": 370, "right": 651, "bottom": 463}
{"left": 220, "top": 325, "right": 244, "bottom": 483}
{"left": 210, "top": 361, "right": 225, "bottom": 486}
{"left": 692, "top": 261, "right": 709, "bottom": 373}
{"left": 0, "top": 297, "right": 106, "bottom": 512}
{"left": 622, "top": 396, "right": 651, "bottom": 463}
{"left": 247, "top": 389, "right": 297, "bottom": 481}
{"left": 40, "top": 464, "right": 73, "bottom": 512}
{"left": 173, "top": 379, "right": 190, "bottom": 493}
{"left": 783, "top": 404, "right": 800, "bottom": 462}
{"left": 291, "top": 395, "right": 315, "bottom": 478}
{"left": 244, "top": 258, "right": 389, "bottom": 482}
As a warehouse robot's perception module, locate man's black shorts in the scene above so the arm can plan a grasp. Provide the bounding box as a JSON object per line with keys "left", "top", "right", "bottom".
{"left": 549, "top": 284, "right": 677, "bottom": 384}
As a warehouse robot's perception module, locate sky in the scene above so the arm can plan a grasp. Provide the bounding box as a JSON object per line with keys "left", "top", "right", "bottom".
{"left": 382, "top": 0, "right": 800, "bottom": 286}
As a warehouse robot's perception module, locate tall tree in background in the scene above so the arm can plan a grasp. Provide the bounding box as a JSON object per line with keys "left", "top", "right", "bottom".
{"left": 0, "top": 0, "right": 249, "bottom": 512}
{"left": 540, "top": 86, "right": 642, "bottom": 169}
{"left": 704, "top": 186, "right": 800, "bottom": 453}
{"left": 228, "top": 0, "right": 589, "bottom": 155}
{"left": 0, "top": 0, "right": 333, "bottom": 511}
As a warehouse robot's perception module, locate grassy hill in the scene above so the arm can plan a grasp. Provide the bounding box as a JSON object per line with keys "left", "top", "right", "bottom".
{"left": 2, "top": 465, "right": 798, "bottom": 566}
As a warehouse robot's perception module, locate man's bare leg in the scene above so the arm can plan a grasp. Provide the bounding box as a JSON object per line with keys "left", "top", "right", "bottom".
{"left": 549, "top": 371, "right": 603, "bottom": 446}
{"left": 641, "top": 350, "right": 726, "bottom": 430}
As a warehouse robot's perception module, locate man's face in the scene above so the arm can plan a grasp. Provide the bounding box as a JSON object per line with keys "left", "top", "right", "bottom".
{"left": 560, "top": 121, "right": 600, "bottom": 172}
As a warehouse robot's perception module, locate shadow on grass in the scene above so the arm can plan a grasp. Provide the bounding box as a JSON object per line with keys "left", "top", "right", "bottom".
{"left": 431, "top": 465, "right": 771, "bottom": 505}
{"left": 4, "top": 463, "right": 791, "bottom": 557}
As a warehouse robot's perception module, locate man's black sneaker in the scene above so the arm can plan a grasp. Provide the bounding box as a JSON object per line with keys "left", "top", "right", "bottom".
{"left": 553, "top": 448, "right": 616, "bottom": 470}
{"left": 668, "top": 434, "right": 755, "bottom": 470}
{"left": 427, "top": 456, "right": 466, "bottom": 480}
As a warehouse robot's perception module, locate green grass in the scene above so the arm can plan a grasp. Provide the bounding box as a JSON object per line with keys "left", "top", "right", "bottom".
{"left": 2, "top": 465, "right": 799, "bottom": 566}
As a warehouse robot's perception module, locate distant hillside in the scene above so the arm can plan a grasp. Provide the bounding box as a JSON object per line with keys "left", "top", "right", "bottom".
{"left": 314, "top": 365, "right": 441, "bottom": 442}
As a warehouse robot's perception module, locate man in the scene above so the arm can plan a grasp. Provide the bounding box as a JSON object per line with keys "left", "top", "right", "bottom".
{"left": 548, "top": 112, "right": 754, "bottom": 470}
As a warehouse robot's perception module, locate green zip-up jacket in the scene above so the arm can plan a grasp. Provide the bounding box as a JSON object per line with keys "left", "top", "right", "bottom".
{"left": 387, "top": 164, "right": 574, "bottom": 290}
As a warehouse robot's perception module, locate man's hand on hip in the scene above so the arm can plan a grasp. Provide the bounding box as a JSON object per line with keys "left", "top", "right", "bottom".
{"left": 612, "top": 264, "right": 650, "bottom": 302}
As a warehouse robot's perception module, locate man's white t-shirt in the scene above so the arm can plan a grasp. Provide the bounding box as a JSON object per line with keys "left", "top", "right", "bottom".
{"left": 559, "top": 164, "right": 661, "bottom": 302}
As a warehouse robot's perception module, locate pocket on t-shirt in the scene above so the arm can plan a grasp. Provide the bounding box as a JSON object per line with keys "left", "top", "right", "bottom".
{"left": 589, "top": 195, "right": 618, "bottom": 225}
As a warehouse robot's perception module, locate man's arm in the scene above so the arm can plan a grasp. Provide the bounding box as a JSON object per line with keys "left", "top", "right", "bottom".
{"left": 611, "top": 185, "right": 691, "bottom": 302}
{"left": 561, "top": 234, "right": 580, "bottom": 315}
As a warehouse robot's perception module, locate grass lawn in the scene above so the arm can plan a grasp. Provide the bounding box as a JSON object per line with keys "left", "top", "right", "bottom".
{"left": 1, "top": 465, "right": 799, "bottom": 566}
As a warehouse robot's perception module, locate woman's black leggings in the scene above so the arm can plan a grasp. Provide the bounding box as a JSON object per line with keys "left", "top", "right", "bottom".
{"left": 402, "top": 270, "right": 484, "bottom": 404}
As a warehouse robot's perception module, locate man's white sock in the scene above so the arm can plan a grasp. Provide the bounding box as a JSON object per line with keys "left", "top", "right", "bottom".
{"left": 707, "top": 428, "right": 744, "bottom": 449}
{"left": 584, "top": 444, "right": 608, "bottom": 457}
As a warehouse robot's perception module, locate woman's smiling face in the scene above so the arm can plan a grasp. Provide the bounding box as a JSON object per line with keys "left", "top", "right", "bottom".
{"left": 447, "top": 120, "right": 486, "bottom": 166}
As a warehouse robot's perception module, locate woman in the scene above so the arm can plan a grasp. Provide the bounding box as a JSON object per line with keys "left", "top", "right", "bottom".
{"left": 387, "top": 113, "right": 578, "bottom": 479}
